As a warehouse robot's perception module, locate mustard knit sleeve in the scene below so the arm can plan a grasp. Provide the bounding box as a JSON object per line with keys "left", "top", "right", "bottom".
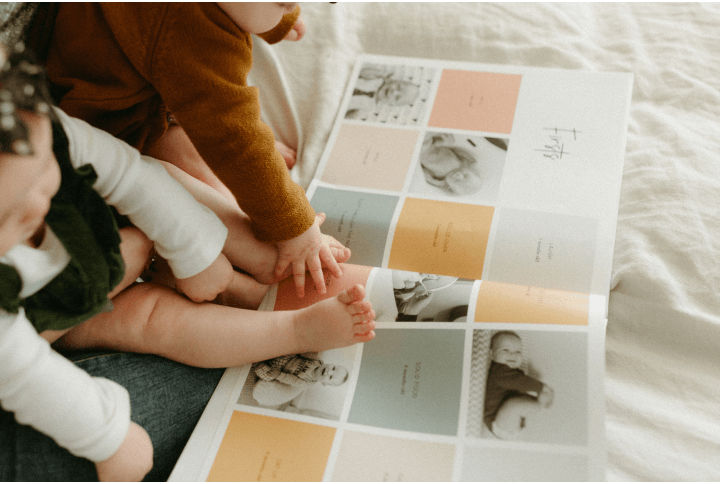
{"left": 257, "top": 5, "right": 301, "bottom": 44}
{"left": 144, "top": 3, "right": 315, "bottom": 243}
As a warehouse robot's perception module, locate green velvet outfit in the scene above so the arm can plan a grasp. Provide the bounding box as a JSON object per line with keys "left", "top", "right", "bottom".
{"left": 0, "top": 121, "right": 125, "bottom": 333}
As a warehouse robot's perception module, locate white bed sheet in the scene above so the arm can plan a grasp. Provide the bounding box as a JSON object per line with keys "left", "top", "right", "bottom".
{"left": 259, "top": 3, "right": 720, "bottom": 481}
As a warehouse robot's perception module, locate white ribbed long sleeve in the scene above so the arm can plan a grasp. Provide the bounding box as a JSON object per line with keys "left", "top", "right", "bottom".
{"left": 56, "top": 107, "right": 228, "bottom": 279}
{"left": 0, "top": 308, "right": 131, "bottom": 462}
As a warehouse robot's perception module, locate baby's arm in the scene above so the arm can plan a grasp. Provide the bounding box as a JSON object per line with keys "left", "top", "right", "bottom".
{"left": 56, "top": 108, "right": 231, "bottom": 302}
{"left": 95, "top": 421, "right": 153, "bottom": 482}
{"left": 273, "top": 370, "right": 309, "bottom": 388}
{"left": 282, "top": 14, "right": 305, "bottom": 41}
{"left": 0, "top": 310, "right": 152, "bottom": 480}
{"left": 275, "top": 213, "right": 344, "bottom": 297}
{"left": 494, "top": 364, "right": 546, "bottom": 397}
{"left": 538, "top": 383, "right": 555, "bottom": 407}
{"left": 255, "top": 5, "right": 304, "bottom": 43}
{"left": 174, "top": 252, "right": 234, "bottom": 303}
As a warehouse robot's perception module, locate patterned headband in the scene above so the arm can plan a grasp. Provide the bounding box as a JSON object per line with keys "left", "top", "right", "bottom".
{"left": 0, "top": 41, "right": 57, "bottom": 156}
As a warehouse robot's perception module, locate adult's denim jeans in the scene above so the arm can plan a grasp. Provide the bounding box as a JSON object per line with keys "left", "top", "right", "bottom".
{"left": 0, "top": 349, "right": 224, "bottom": 481}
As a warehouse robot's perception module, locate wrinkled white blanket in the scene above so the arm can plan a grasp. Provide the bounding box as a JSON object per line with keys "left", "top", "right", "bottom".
{"left": 255, "top": 3, "right": 720, "bottom": 481}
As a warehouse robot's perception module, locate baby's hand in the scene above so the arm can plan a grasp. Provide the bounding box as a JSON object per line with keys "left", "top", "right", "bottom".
{"left": 538, "top": 384, "right": 554, "bottom": 408}
{"left": 175, "top": 253, "right": 234, "bottom": 303}
{"left": 274, "top": 213, "right": 343, "bottom": 297}
{"left": 321, "top": 232, "right": 351, "bottom": 265}
{"left": 95, "top": 422, "right": 153, "bottom": 482}
{"left": 268, "top": 231, "right": 350, "bottom": 286}
{"left": 283, "top": 15, "right": 306, "bottom": 41}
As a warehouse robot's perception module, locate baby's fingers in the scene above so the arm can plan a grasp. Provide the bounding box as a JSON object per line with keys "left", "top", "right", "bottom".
{"left": 322, "top": 234, "right": 351, "bottom": 264}
{"left": 319, "top": 245, "right": 342, "bottom": 279}
{"left": 292, "top": 260, "right": 307, "bottom": 298}
{"left": 307, "top": 256, "right": 327, "bottom": 296}
{"left": 274, "top": 257, "right": 291, "bottom": 280}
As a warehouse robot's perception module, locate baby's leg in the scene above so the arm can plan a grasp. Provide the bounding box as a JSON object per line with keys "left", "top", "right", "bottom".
{"left": 491, "top": 394, "right": 541, "bottom": 440}
{"left": 55, "top": 283, "right": 375, "bottom": 368}
{"left": 213, "top": 271, "right": 271, "bottom": 310}
{"left": 111, "top": 226, "right": 154, "bottom": 298}
{"left": 275, "top": 140, "right": 297, "bottom": 170}
{"left": 145, "top": 124, "right": 238, "bottom": 207}
{"left": 40, "top": 226, "right": 152, "bottom": 345}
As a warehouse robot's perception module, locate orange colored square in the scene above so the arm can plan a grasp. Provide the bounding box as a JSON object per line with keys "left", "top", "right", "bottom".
{"left": 206, "top": 411, "right": 335, "bottom": 481}
{"left": 474, "top": 281, "right": 589, "bottom": 325}
{"left": 274, "top": 263, "right": 372, "bottom": 311}
{"left": 429, "top": 70, "right": 522, "bottom": 134}
{"left": 388, "top": 198, "right": 494, "bottom": 280}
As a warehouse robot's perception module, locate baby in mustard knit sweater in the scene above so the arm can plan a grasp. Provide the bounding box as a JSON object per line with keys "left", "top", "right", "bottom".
{"left": 38, "top": 2, "right": 343, "bottom": 300}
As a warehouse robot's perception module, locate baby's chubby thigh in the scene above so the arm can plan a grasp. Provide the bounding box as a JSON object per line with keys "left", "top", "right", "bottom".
{"left": 39, "top": 328, "right": 71, "bottom": 344}
{"left": 112, "top": 226, "right": 154, "bottom": 299}
{"left": 40, "top": 227, "right": 152, "bottom": 345}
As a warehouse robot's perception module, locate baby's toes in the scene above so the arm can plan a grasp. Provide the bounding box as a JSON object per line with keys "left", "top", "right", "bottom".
{"left": 349, "top": 300, "right": 373, "bottom": 315}
{"left": 353, "top": 326, "right": 376, "bottom": 343}
{"left": 337, "top": 284, "right": 366, "bottom": 305}
{"left": 354, "top": 320, "right": 376, "bottom": 334}
{"left": 351, "top": 309, "right": 375, "bottom": 324}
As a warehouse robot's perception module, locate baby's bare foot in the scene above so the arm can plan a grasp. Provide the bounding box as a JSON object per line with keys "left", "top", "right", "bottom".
{"left": 293, "top": 284, "right": 376, "bottom": 352}
{"left": 275, "top": 140, "right": 297, "bottom": 170}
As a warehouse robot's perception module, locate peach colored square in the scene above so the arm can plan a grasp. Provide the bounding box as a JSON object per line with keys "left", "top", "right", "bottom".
{"left": 321, "top": 124, "right": 419, "bottom": 191}
{"left": 274, "top": 263, "right": 372, "bottom": 311}
{"left": 388, "top": 198, "right": 494, "bottom": 280}
{"left": 429, "top": 70, "right": 522, "bottom": 134}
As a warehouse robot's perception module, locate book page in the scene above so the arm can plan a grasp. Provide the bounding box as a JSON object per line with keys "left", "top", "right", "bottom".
{"left": 309, "top": 56, "right": 631, "bottom": 299}
{"left": 170, "top": 54, "right": 631, "bottom": 482}
{"left": 172, "top": 266, "right": 608, "bottom": 481}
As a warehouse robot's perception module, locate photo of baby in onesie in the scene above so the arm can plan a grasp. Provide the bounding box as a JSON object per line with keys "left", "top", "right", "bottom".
{"left": 483, "top": 331, "right": 555, "bottom": 440}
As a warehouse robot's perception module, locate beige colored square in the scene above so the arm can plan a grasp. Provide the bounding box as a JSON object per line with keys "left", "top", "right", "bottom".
{"left": 321, "top": 124, "right": 419, "bottom": 191}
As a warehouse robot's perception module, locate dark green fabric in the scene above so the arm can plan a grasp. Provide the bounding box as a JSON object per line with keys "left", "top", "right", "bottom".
{"left": 0, "top": 121, "right": 125, "bottom": 332}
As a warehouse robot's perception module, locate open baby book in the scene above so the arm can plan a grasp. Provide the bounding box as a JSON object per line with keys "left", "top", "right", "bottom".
{"left": 169, "top": 54, "right": 633, "bottom": 481}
